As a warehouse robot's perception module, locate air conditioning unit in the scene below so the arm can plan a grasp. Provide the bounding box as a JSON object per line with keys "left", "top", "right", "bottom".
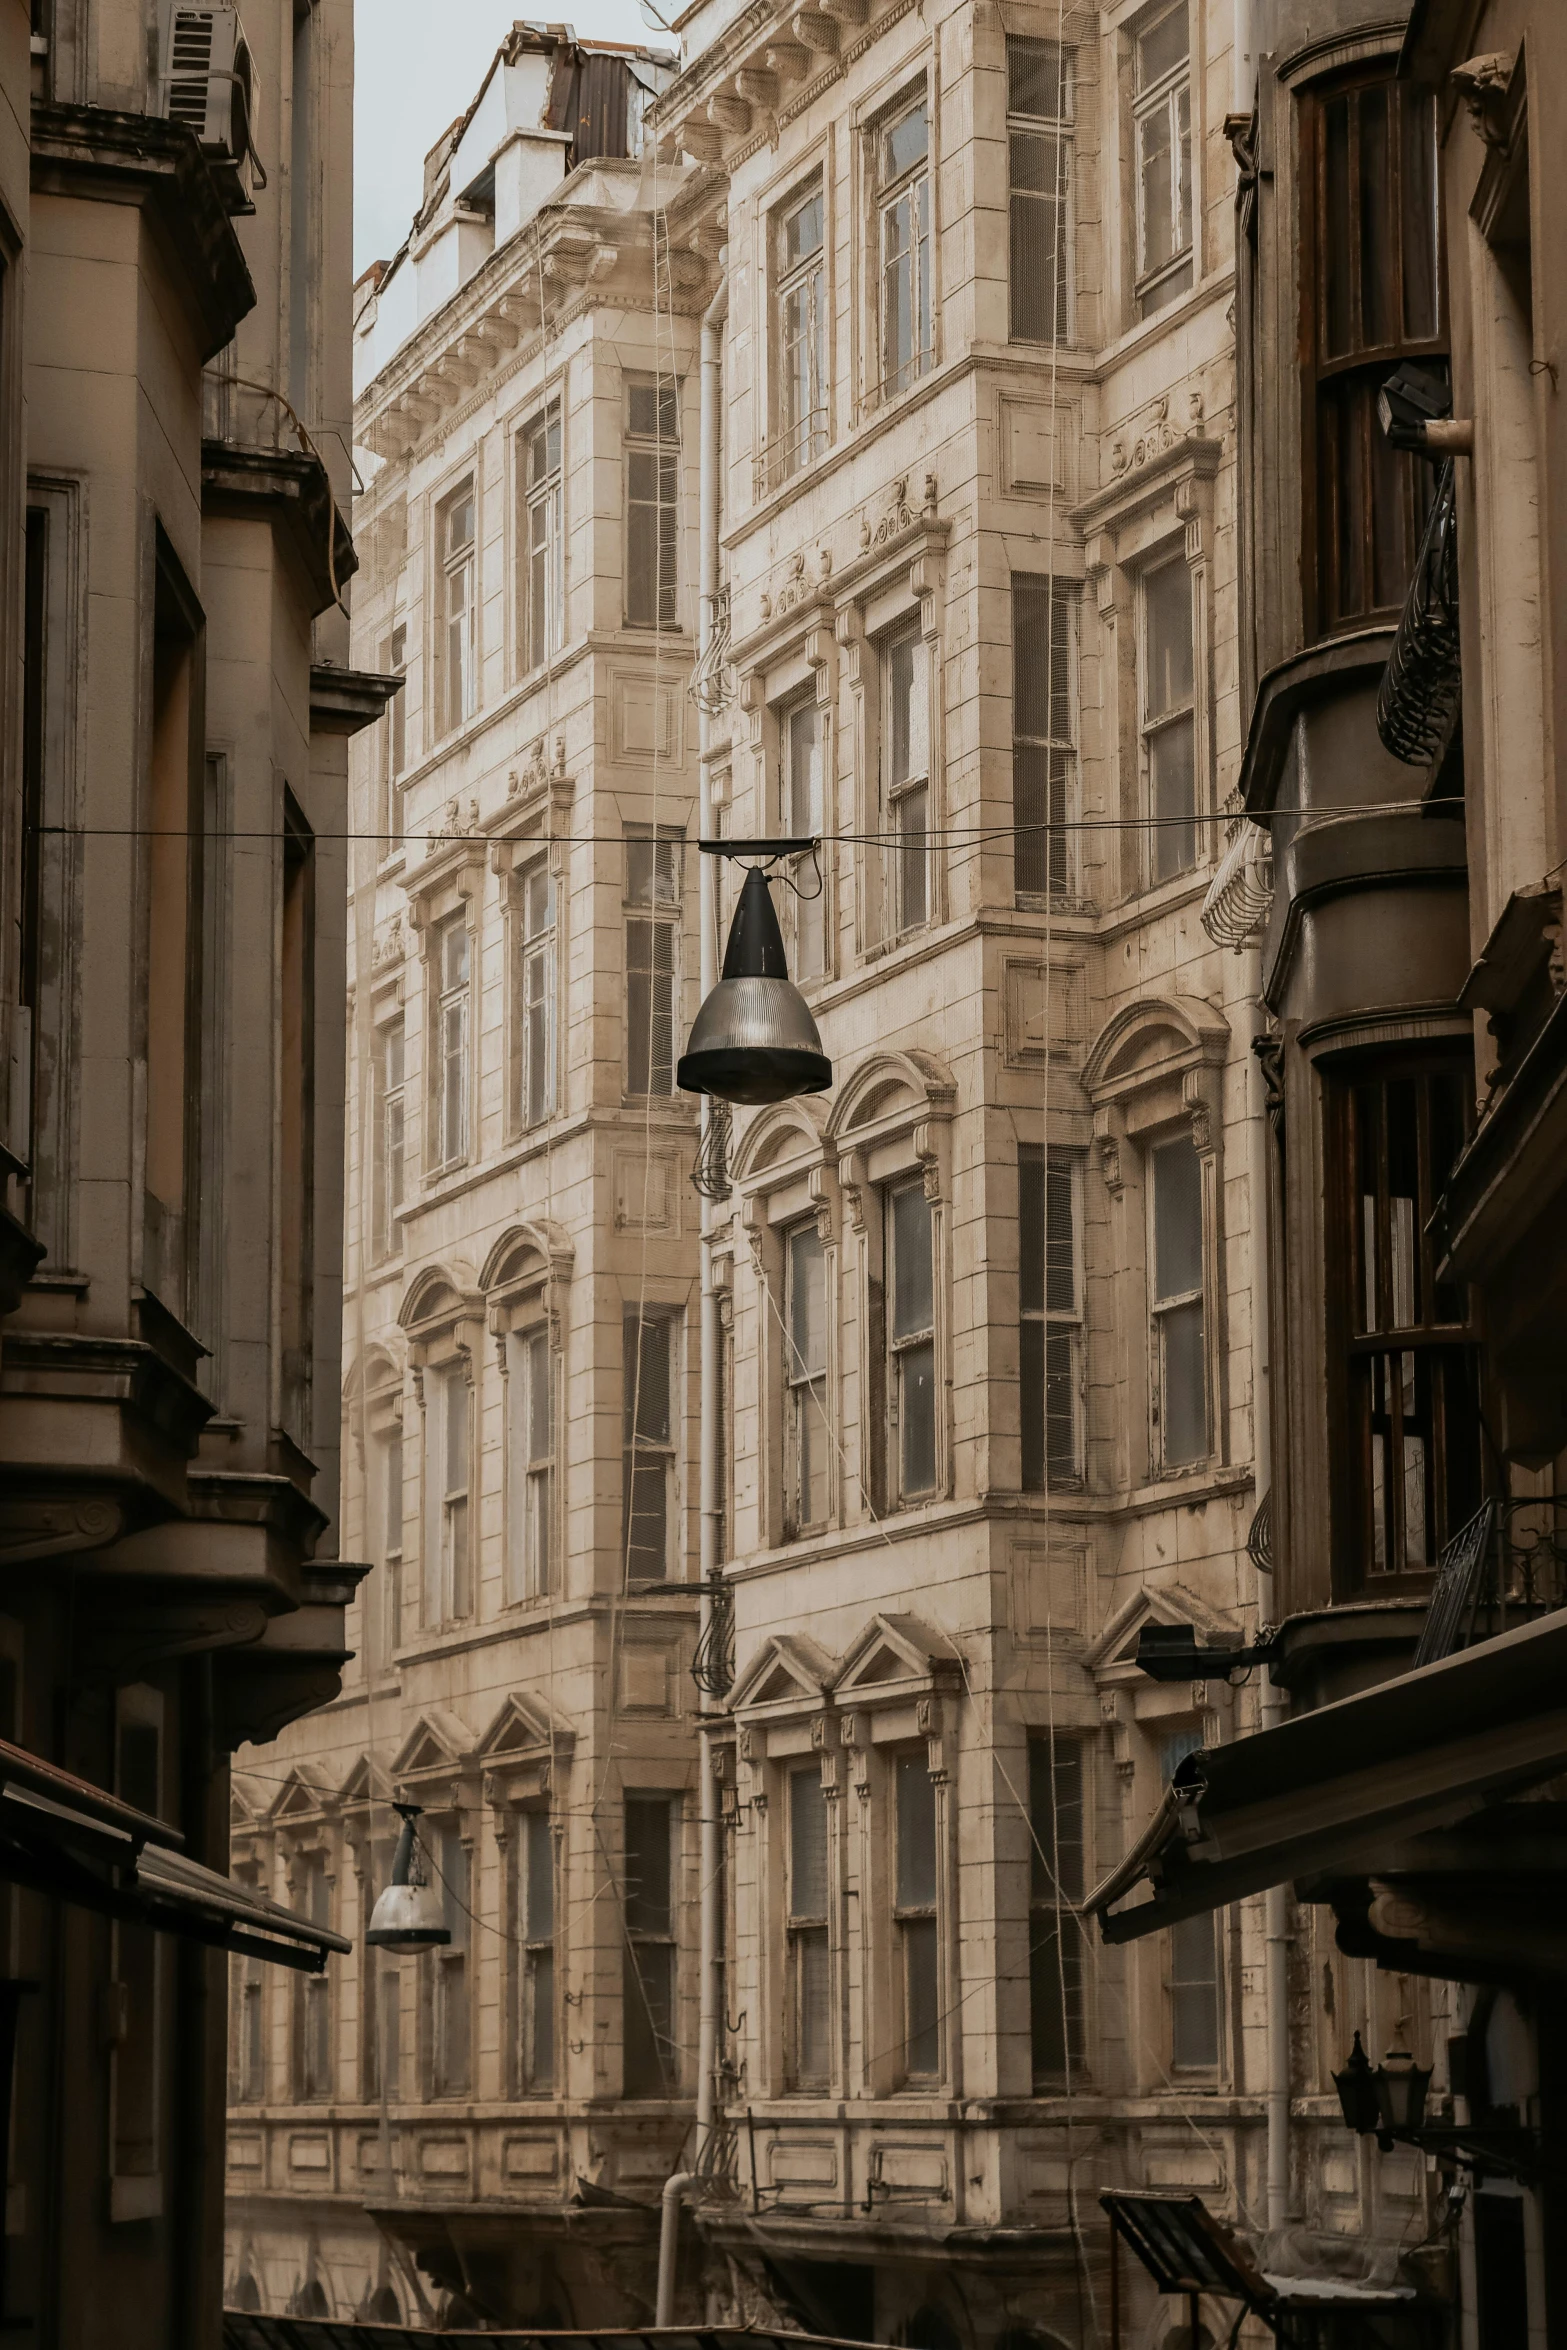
{"left": 159, "top": 3, "right": 257, "bottom": 176}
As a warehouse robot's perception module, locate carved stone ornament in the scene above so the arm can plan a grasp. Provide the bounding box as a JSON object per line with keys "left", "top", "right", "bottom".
{"left": 1098, "top": 1131, "right": 1124, "bottom": 1196}
{"left": 859, "top": 472, "right": 937, "bottom": 553}
{"left": 1450, "top": 52, "right": 1515, "bottom": 148}
{"left": 441, "top": 794, "right": 481, "bottom": 839}
{"left": 1108, "top": 389, "right": 1206, "bottom": 480}
{"left": 372, "top": 912, "right": 404, "bottom": 972}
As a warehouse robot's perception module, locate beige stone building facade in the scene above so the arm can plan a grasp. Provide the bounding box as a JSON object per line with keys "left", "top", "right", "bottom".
{"left": 226, "top": 1, "right": 1458, "bottom": 2340}
{"left": 0, "top": 0, "right": 369, "bottom": 2345}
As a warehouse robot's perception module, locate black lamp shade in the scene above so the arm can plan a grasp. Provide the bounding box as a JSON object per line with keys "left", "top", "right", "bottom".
{"left": 677, "top": 866, "right": 832, "bottom": 1105}
{"left": 1333, "top": 2032, "right": 1382, "bottom": 2136}
{"left": 1372, "top": 2047, "right": 1432, "bottom": 2138}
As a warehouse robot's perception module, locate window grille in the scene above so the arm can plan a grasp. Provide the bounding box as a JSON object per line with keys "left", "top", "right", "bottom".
{"left": 1012, "top": 577, "right": 1077, "bottom": 900}
{"left": 1020, "top": 1146, "right": 1080, "bottom": 1486}
{"left": 1133, "top": 2, "right": 1192, "bottom": 316}
{"left": 1007, "top": 39, "right": 1073, "bottom": 342}
{"left": 626, "top": 379, "right": 679, "bottom": 628}
{"left": 894, "top": 1753, "right": 939, "bottom": 2080}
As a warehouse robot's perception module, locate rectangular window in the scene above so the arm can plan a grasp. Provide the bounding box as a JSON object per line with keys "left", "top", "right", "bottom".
{"left": 1336, "top": 1061, "right": 1480, "bottom": 1582}
{"left": 519, "top": 1809, "right": 556, "bottom": 2093}
{"left": 363, "top": 1839, "right": 400, "bottom": 2102}
{"left": 431, "top": 1824, "right": 470, "bottom": 2095}
{"left": 1160, "top": 1731, "right": 1218, "bottom": 2068}
{"left": 522, "top": 402, "right": 564, "bottom": 669}
{"left": 626, "top": 378, "right": 679, "bottom": 628}
{"left": 883, "top": 624, "right": 929, "bottom": 935}
{"left": 508, "top": 1325, "right": 554, "bottom": 1601}
{"left": 434, "top": 917, "right": 470, "bottom": 1167}
{"left": 626, "top": 827, "right": 682, "bottom": 1097}
{"left": 888, "top": 1180, "right": 937, "bottom": 1504}
{"left": 1028, "top": 1736, "right": 1084, "bottom": 2082}
{"left": 1133, "top": 2, "right": 1192, "bottom": 315}
{"left": 623, "top": 1795, "right": 677, "bottom": 2095}
{"left": 1150, "top": 1134, "right": 1207, "bottom": 1469}
{"left": 786, "top": 1764, "right": 831, "bottom": 2089}
{"left": 439, "top": 481, "right": 477, "bottom": 732}
{"left": 379, "top": 622, "right": 407, "bottom": 845}
{"left": 516, "top": 863, "right": 555, "bottom": 1129}
{"left": 624, "top": 1311, "right": 677, "bottom": 1581}
{"left": 782, "top": 697, "right": 826, "bottom": 977}
{"left": 294, "top": 1854, "right": 332, "bottom": 2100}
{"left": 775, "top": 181, "right": 827, "bottom": 481}
{"left": 784, "top": 1221, "right": 829, "bottom": 1537}
{"left": 230, "top": 1949, "right": 265, "bottom": 2104}
{"left": 894, "top": 1753, "right": 939, "bottom": 2081}
{"left": 372, "top": 1017, "right": 405, "bottom": 1259}
{"left": 1142, "top": 558, "right": 1197, "bottom": 883}
{"left": 1008, "top": 39, "right": 1073, "bottom": 342}
{"left": 1012, "top": 576, "right": 1077, "bottom": 899}
{"left": 1302, "top": 75, "right": 1444, "bottom": 633}
{"left": 1020, "top": 1146, "right": 1080, "bottom": 1487}
{"left": 426, "top": 1364, "right": 471, "bottom": 1625}
{"left": 382, "top": 1427, "right": 404, "bottom": 1659}
{"left": 877, "top": 96, "right": 932, "bottom": 400}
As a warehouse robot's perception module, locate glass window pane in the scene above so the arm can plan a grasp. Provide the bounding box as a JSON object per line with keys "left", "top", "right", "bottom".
{"left": 526, "top": 1329, "right": 551, "bottom": 1462}
{"left": 895, "top": 1753, "right": 937, "bottom": 1908}
{"left": 788, "top": 1224, "right": 826, "bottom": 1380}
{"left": 1138, "top": 99, "right": 1174, "bottom": 275}
{"left": 788, "top": 700, "right": 822, "bottom": 832}
{"left": 1136, "top": 1, "right": 1188, "bottom": 90}
{"left": 1357, "top": 86, "right": 1394, "bottom": 349}
{"left": 529, "top": 1947, "right": 555, "bottom": 2087}
{"left": 445, "top": 1370, "right": 468, "bottom": 1493}
{"left": 1161, "top": 1296, "right": 1208, "bottom": 1465}
{"left": 903, "top": 1914, "right": 940, "bottom": 2075}
{"left": 1144, "top": 561, "right": 1193, "bottom": 719}
{"left": 1151, "top": 715, "right": 1197, "bottom": 880}
{"left": 882, "top": 100, "right": 928, "bottom": 184}
{"left": 796, "top": 1926, "right": 831, "bottom": 2081}
{"left": 1400, "top": 86, "right": 1439, "bottom": 341}
{"left": 900, "top": 1335, "right": 937, "bottom": 1494}
{"left": 625, "top": 1314, "right": 672, "bottom": 1445}
{"left": 783, "top": 188, "right": 824, "bottom": 267}
{"left": 1170, "top": 1911, "right": 1219, "bottom": 2068}
{"left": 891, "top": 1183, "right": 933, "bottom": 1339}
{"left": 623, "top": 1939, "right": 674, "bottom": 2093}
{"left": 1153, "top": 1136, "right": 1203, "bottom": 1301}
{"left": 790, "top": 1767, "right": 828, "bottom": 1917}
{"left": 1008, "top": 37, "right": 1067, "bottom": 120}
{"left": 624, "top": 1797, "right": 672, "bottom": 1934}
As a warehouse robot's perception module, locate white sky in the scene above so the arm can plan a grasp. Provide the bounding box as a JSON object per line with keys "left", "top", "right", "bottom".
{"left": 353, "top": 0, "right": 670, "bottom": 276}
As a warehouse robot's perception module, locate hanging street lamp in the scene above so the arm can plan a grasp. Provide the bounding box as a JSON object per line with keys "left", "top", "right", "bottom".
{"left": 1333, "top": 2032, "right": 1433, "bottom": 2154}
{"left": 365, "top": 1802, "right": 450, "bottom": 1952}
{"left": 677, "top": 844, "right": 831, "bottom": 1106}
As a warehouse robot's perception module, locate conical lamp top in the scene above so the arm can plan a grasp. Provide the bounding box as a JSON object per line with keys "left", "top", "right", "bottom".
{"left": 678, "top": 867, "right": 832, "bottom": 1106}
{"left": 364, "top": 1806, "right": 451, "bottom": 1951}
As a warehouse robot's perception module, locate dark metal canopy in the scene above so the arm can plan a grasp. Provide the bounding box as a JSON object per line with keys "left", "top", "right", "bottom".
{"left": 1085, "top": 1611, "right": 1567, "bottom": 1943}
{"left": 224, "top": 2323, "right": 881, "bottom": 2350}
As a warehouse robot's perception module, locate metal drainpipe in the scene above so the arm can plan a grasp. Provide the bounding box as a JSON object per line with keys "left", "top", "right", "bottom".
{"left": 1232, "top": 0, "right": 1254, "bottom": 115}
{"left": 658, "top": 2168, "right": 697, "bottom": 2325}
{"left": 1249, "top": 944, "right": 1289, "bottom": 2233}
{"left": 695, "top": 258, "right": 728, "bottom": 2200}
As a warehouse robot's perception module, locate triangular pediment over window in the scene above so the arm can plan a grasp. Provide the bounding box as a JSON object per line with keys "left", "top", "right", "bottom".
{"left": 831, "top": 1612, "right": 964, "bottom": 1703}
{"left": 391, "top": 1707, "right": 476, "bottom": 1779}
{"left": 266, "top": 1763, "right": 336, "bottom": 1823}
{"left": 730, "top": 1632, "right": 836, "bottom": 1716}
{"left": 475, "top": 1691, "right": 576, "bottom": 1761}
{"left": 1085, "top": 1582, "right": 1239, "bottom": 1687}
{"left": 230, "top": 1773, "right": 269, "bottom": 1828}
{"left": 337, "top": 1753, "right": 391, "bottom": 1810}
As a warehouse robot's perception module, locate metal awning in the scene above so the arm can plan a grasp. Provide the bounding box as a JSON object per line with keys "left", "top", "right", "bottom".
{"left": 0, "top": 1733, "right": 348, "bottom": 1973}
{"left": 224, "top": 2324, "right": 881, "bottom": 2349}
{"left": 1086, "top": 1611, "right": 1567, "bottom": 1944}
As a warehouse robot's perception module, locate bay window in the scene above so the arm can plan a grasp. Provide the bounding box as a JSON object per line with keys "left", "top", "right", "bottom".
{"left": 626, "top": 379, "right": 679, "bottom": 628}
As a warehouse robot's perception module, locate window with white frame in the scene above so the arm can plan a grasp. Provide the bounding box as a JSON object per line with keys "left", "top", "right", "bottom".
{"left": 1141, "top": 556, "right": 1197, "bottom": 883}
{"left": 893, "top": 1751, "right": 940, "bottom": 2081}
{"left": 517, "top": 1808, "right": 556, "bottom": 2093}
{"left": 623, "top": 1794, "right": 677, "bottom": 2094}
{"left": 876, "top": 95, "right": 931, "bottom": 399}
{"left": 430, "top": 1822, "right": 470, "bottom": 2095}
{"left": 522, "top": 402, "right": 564, "bottom": 670}
{"left": 1160, "top": 1729, "right": 1219, "bottom": 2067}
{"left": 432, "top": 917, "right": 471, "bottom": 1169}
{"left": 785, "top": 1763, "right": 830, "bottom": 2090}
{"left": 1020, "top": 1145, "right": 1081, "bottom": 1487}
{"left": 1007, "top": 38, "right": 1073, "bottom": 343}
{"left": 293, "top": 1852, "right": 333, "bottom": 2099}
{"left": 372, "top": 1016, "right": 405, "bottom": 1259}
{"left": 1012, "top": 576, "right": 1078, "bottom": 901}
{"left": 426, "top": 1362, "right": 472, "bottom": 1624}
{"left": 776, "top": 180, "right": 827, "bottom": 481}
{"left": 515, "top": 862, "right": 555, "bottom": 1129}
{"left": 1149, "top": 1132, "right": 1208, "bottom": 1469}
{"left": 626, "top": 378, "right": 679, "bottom": 628}
{"left": 781, "top": 695, "right": 826, "bottom": 977}
{"left": 1132, "top": 1, "right": 1192, "bottom": 316}
{"left": 507, "top": 1324, "right": 553, "bottom": 1602}
{"left": 625, "top": 826, "right": 682, "bottom": 1097}
{"left": 882, "top": 623, "right": 929, "bottom": 935}
{"left": 623, "top": 1309, "right": 677, "bottom": 1581}
{"left": 887, "top": 1178, "right": 938, "bottom": 1505}
{"left": 783, "top": 1220, "right": 829, "bottom": 1538}
{"left": 379, "top": 623, "right": 407, "bottom": 845}
{"left": 1028, "top": 1735, "right": 1085, "bottom": 2082}
{"left": 438, "top": 481, "right": 477, "bottom": 732}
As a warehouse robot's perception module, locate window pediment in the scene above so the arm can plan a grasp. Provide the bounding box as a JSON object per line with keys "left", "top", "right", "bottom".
{"left": 730, "top": 1630, "right": 836, "bottom": 1718}
{"left": 1085, "top": 1581, "right": 1239, "bottom": 1690}
{"left": 1083, "top": 995, "right": 1228, "bottom": 1103}
{"left": 830, "top": 1611, "right": 963, "bottom": 1707}
{"left": 336, "top": 1753, "right": 391, "bottom": 1813}
{"left": 267, "top": 1763, "right": 337, "bottom": 1825}
{"left": 391, "top": 1706, "right": 477, "bottom": 1783}
{"left": 399, "top": 1263, "right": 484, "bottom": 1353}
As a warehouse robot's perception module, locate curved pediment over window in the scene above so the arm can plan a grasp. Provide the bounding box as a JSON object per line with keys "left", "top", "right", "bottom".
{"left": 1082, "top": 994, "right": 1229, "bottom": 1103}
{"left": 729, "top": 1098, "right": 829, "bottom": 1189}
{"left": 480, "top": 1219, "right": 574, "bottom": 1296}
{"left": 343, "top": 1342, "right": 401, "bottom": 1408}
{"left": 397, "top": 1261, "right": 482, "bottom": 1339}
{"left": 825, "top": 1047, "right": 957, "bottom": 1147}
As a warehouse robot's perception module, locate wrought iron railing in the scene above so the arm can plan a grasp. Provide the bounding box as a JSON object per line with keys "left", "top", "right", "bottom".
{"left": 1377, "top": 458, "right": 1461, "bottom": 769}
{"left": 753, "top": 408, "right": 829, "bottom": 497}
{"left": 1415, "top": 1494, "right": 1567, "bottom": 1667}
{"left": 691, "top": 1570, "right": 735, "bottom": 1698}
